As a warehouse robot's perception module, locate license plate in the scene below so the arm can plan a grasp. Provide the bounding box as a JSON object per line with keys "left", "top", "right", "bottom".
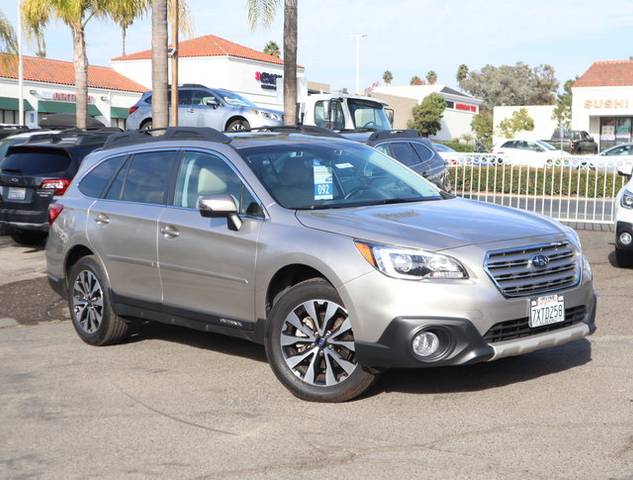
{"left": 529, "top": 294, "right": 565, "bottom": 328}
{"left": 7, "top": 187, "right": 26, "bottom": 200}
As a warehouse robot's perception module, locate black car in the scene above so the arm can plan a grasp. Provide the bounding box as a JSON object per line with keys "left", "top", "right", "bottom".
{"left": 343, "top": 130, "right": 451, "bottom": 190}
{"left": 0, "top": 130, "right": 116, "bottom": 244}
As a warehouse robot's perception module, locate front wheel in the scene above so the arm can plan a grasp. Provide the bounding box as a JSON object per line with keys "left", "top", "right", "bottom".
{"left": 226, "top": 118, "right": 250, "bottom": 131}
{"left": 265, "top": 279, "right": 376, "bottom": 402}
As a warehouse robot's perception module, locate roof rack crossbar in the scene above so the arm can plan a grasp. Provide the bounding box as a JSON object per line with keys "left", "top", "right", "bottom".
{"left": 367, "top": 129, "right": 421, "bottom": 142}
{"left": 241, "top": 125, "right": 343, "bottom": 138}
{"left": 102, "top": 127, "right": 232, "bottom": 150}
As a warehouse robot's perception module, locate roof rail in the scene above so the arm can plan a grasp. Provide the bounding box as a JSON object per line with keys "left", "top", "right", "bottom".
{"left": 180, "top": 83, "right": 208, "bottom": 89}
{"left": 102, "top": 127, "right": 232, "bottom": 150}
{"left": 367, "top": 129, "right": 421, "bottom": 142}
{"left": 25, "top": 129, "right": 117, "bottom": 145}
{"left": 242, "top": 125, "right": 343, "bottom": 138}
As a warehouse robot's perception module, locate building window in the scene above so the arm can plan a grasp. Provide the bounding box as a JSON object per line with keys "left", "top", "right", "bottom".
{"left": 445, "top": 101, "right": 454, "bottom": 109}
{"left": 0, "top": 109, "right": 17, "bottom": 124}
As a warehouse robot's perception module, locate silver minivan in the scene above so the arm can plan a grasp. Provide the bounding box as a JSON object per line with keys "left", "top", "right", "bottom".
{"left": 46, "top": 127, "right": 596, "bottom": 402}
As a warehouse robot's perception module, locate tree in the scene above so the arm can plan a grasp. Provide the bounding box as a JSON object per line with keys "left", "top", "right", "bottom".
{"left": 263, "top": 40, "right": 280, "bottom": 57}
{"left": 552, "top": 77, "right": 576, "bottom": 129}
{"left": 471, "top": 109, "right": 493, "bottom": 151}
{"left": 22, "top": 0, "right": 128, "bottom": 129}
{"left": 409, "top": 75, "right": 424, "bottom": 86}
{"left": 151, "top": 0, "right": 168, "bottom": 129}
{"left": 248, "top": 0, "right": 298, "bottom": 125}
{"left": 456, "top": 63, "right": 468, "bottom": 84}
{"left": 426, "top": 70, "right": 437, "bottom": 85}
{"left": 0, "top": 9, "right": 17, "bottom": 54}
{"left": 407, "top": 93, "right": 446, "bottom": 137}
{"left": 459, "top": 62, "right": 559, "bottom": 109}
{"left": 382, "top": 69, "right": 393, "bottom": 85}
{"left": 497, "top": 107, "right": 535, "bottom": 138}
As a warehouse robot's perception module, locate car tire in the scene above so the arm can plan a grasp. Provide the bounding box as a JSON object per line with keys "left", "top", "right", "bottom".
{"left": 67, "top": 255, "right": 130, "bottom": 346}
{"left": 9, "top": 229, "right": 47, "bottom": 246}
{"left": 264, "top": 278, "right": 377, "bottom": 402}
{"left": 226, "top": 118, "right": 250, "bottom": 131}
{"left": 614, "top": 248, "right": 633, "bottom": 268}
{"left": 140, "top": 119, "right": 152, "bottom": 131}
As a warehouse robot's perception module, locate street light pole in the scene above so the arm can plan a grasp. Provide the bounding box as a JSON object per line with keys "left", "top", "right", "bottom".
{"left": 353, "top": 33, "right": 367, "bottom": 94}
{"left": 17, "top": 0, "right": 24, "bottom": 125}
{"left": 170, "top": 0, "right": 179, "bottom": 126}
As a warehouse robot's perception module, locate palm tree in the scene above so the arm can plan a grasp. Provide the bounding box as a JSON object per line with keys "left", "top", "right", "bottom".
{"left": 426, "top": 70, "right": 437, "bottom": 85}
{"left": 249, "top": 0, "right": 297, "bottom": 125}
{"left": 21, "top": 0, "right": 124, "bottom": 129}
{"left": 410, "top": 75, "right": 424, "bottom": 86}
{"left": 0, "top": 9, "right": 17, "bottom": 55}
{"left": 151, "top": 0, "right": 168, "bottom": 129}
{"left": 382, "top": 69, "right": 393, "bottom": 85}
{"left": 456, "top": 64, "right": 469, "bottom": 84}
{"left": 263, "top": 40, "right": 280, "bottom": 58}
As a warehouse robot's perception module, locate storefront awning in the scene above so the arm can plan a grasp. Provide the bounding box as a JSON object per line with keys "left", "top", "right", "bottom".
{"left": 0, "top": 96, "right": 34, "bottom": 111}
{"left": 110, "top": 106, "right": 129, "bottom": 119}
{"left": 38, "top": 100, "right": 103, "bottom": 118}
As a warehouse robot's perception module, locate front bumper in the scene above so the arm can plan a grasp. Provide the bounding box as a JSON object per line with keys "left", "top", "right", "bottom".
{"left": 354, "top": 294, "right": 596, "bottom": 369}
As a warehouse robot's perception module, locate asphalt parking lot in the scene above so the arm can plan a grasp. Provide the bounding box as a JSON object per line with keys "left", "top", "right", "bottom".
{"left": 0, "top": 230, "right": 632, "bottom": 479}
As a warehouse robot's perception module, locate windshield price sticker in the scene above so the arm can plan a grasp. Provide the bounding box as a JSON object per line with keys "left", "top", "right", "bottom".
{"left": 313, "top": 163, "right": 334, "bottom": 200}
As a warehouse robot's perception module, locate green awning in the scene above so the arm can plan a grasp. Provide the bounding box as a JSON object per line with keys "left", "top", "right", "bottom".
{"left": 0, "top": 96, "right": 34, "bottom": 111}
{"left": 110, "top": 106, "right": 129, "bottom": 119}
{"left": 38, "top": 100, "right": 103, "bottom": 117}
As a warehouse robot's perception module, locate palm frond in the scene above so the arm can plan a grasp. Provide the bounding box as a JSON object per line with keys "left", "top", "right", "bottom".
{"left": 247, "top": 0, "right": 280, "bottom": 30}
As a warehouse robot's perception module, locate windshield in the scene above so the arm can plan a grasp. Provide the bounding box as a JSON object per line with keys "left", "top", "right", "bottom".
{"left": 535, "top": 140, "right": 556, "bottom": 151}
{"left": 0, "top": 137, "right": 27, "bottom": 159}
{"left": 216, "top": 90, "right": 257, "bottom": 108}
{"left": 240, "top": 142, "right": 443, "bottom": 210}
{"left": 347, "top": 99, "right": 392, "bottom": 130}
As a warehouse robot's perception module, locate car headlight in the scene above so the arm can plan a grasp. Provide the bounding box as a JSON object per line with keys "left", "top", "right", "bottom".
{"left": 582, "top": 254, "right": 592, "bottom": 281}
{"left": 621, "top": 189, "right": 633, "bottom": 209}
{"left": 354, "top": 241, "right": 468, "bottom": 280}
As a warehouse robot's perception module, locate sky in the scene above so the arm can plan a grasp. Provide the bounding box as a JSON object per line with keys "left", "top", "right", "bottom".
{"left": 3, "top": 0, "right": 633, "bottom": 92}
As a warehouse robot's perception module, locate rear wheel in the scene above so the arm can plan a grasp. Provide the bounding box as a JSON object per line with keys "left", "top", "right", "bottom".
{"left": 615, "top": 248, "right": 633, "bottom": 268}
{"left": 139, "top": 119, "right": 152, "bottom": 131}
{"left": 226, "top": 118, "right": 250, "bottom": 131}
{"left": 10, "top": 229, "right": 47, "bottom": 246}
{"left": 67, "top": 255, "right": 129, "bottom": 346}
{"left": 265, "top": 278, "right": 376, "bottom": 402}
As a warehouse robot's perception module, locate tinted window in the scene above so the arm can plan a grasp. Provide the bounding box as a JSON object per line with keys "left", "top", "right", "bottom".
{"left": 174, "top": 151, "right": 260, "bottom": 216}
{"left": 501, "top": 141, "right": 515, "bottom": 148}
{"left": 79, "top": 156, "right": 126, "bottom": 198}
{"left": 386, "top": 142, "right": 420, "bottom": 166}
{"left": 104, "top": 159, "right": 127, "bottom": 200}
{"left": 0, "top": 137, "right": 27, "bottom": 159}
{"left": 314, "top": 101, "right": 345, "bottom": 130}
{"left": 190, "top": 89, "right": 215, "bottom": 106}
{"left": 412, "top": 143, "right": 435, "bottom": 162}
{"left": 177, "top": 90, "right": 192, "bottom": 106}
{"left": 0, "top": 150, "right": 71, "bottom": 175}
{"left": 119, "top": 151, "right": 178, "bottom": 205}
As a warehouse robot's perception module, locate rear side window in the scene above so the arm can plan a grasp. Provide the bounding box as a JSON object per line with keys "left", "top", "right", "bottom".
{"left": 119, "top": 151, "right": 179, "bottom": 205}
{"left": 501, "top": 141, "right": 515, "bottom": 148}
{"left": 412, "top": 143, "right": 435, "bottom": 162}
{"left": 384, "top": 142, "right": 420, "bottom": 166}
{"left": 78, "top": 156, "right": 126, "bottom": 198}
{"left": 0, "top": 150, "right": 71, "bottom": 175}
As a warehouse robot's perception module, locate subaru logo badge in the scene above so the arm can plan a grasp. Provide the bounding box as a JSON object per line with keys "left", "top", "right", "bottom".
{"left": 530, "top": 254, "right": 550, "bottom": 269}
{"left": 10, "top": 177, "right": 18, "bottom": 183}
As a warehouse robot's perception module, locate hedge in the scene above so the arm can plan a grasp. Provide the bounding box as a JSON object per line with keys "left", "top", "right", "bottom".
{"left": 450, "top": 166, "right": 627, "bottom": 197}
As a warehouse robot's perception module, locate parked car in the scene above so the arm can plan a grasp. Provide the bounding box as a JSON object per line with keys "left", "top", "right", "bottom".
{"left": 126, "top": 84, "right": 284, "bottom": 131}
{"left": 0, "top": 130, "right": 116, "bottom": 244}
{"left": 46, "top": 126, "right": 596, "bottom": 402}
{"left": 0, "top": 129, "right": 64, "bottom": 160}
{"left": 545, "top": 128, "right": 598, "bottom": 154}
{"left": 614, "top": 163, "right": 633, "bottom": 267}
{"left": 600, "top": 143, "right": 633, "bottom": 157}
{"left": 493, "top": 139, "right": 570, "bottom": 167}
{"left": 0, "top": 125, "right": 30, "bottom": 140}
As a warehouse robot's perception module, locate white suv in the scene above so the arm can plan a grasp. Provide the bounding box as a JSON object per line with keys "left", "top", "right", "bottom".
{"left": 614, "top": 163, "right": 633, "bottom": 267}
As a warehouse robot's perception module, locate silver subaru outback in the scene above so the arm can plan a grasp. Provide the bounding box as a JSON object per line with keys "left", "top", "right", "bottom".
{"left": 46, "top": 127, "right": 596, "bottom": 402}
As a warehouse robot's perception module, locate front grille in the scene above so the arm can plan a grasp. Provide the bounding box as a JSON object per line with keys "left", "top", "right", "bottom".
{"left": 484, "top": 241, "right": 580, "bottom": 297}
{"left": 483, "top": 305, "right": 586, "bottom": 343}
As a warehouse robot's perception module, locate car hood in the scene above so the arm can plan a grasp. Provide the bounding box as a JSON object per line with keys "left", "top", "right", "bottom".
{"left": 295, "top": 198, "right": 564, "bottom": 251}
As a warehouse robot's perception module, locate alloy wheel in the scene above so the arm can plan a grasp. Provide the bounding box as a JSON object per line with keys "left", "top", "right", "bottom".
{"left": 72, "top": 270, "right": 104, "bottom": 334}
{"left": 280, "top": 299, "right": 357, "bottom": 387}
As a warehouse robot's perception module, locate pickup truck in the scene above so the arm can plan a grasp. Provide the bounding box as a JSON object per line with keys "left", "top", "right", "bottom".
{"left": 544, "top": 128, "right": 598, "bottom": 154}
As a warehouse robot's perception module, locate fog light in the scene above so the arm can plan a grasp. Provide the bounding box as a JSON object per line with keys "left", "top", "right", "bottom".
{"left": 412, "top": 331, "right": 440, "bottom": 358}
{"left": 620, "top": 232, "right": 633, "bottom": 246}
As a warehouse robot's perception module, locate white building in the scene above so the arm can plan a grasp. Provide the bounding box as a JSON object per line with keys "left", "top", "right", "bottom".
{"left": 0, "top": 54, "right": 145, "bottom": 128}
{"left": 112, "top": 34, "right": 305, "bottom": 109}
{"left": 371, "top": 84, "right": 483, "bottom": 140}
{"left": 572, "top": 60, "right": 633, "bottom": 151}
{"left": 492, "top": 105, "right": 557, "bottom": 144}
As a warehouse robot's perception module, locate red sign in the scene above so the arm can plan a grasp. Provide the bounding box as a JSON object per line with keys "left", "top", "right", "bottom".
{"left": 52, "top": 92, "right": 95, "bottom": 104}
{"left": 455, "top": 103, "right": 477, "bottom": 113}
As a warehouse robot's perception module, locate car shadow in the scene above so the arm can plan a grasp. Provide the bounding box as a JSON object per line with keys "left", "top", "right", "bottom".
{"left": 128, "top": 321, "right": 268, "bottom": 363}
{"left": 370, "top": 339, "right": 592, "bottom": 397}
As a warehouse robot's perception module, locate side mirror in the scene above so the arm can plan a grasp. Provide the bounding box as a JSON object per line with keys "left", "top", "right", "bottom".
{"left": 204, "top": 97, "right": 219, "bottom": 108}
{"left": 617, "top": 164, "right": 633, "bottom": 178}
{"left": 198, "top": 194, "right": 242, "bottom": 231}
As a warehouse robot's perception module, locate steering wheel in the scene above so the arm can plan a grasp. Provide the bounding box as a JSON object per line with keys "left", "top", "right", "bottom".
{"left": 361, "top": 121, "right": 378, "bottom": 129}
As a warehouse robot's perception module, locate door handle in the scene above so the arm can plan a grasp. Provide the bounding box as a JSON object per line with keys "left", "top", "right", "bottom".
{"left": 94, "top": 213, "right": 110, "bottom": 225}
{"left": 160, "top": 224, "right": 180, "bottom": 238}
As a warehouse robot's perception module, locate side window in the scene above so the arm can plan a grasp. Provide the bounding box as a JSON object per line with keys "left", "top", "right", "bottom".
{"left": 374, "top": 144, "right": 390, "bottom": 156}
{"left": 314, "top": 101, "right": 327, "bottom": 128}
{"left": 501, "top": 141, "right": 515, "bottom": 148}
{"left": 119, "top": 151, "right": 179, "bottom": 205}
{"left": 330, "top": 101, "right": 345, "bottom": 130}
{"left": 313, "top": 101, "right": 345, "bottom": 130}
{"left": 386, "top": 142, "right": 420, "bottom": 167}
{"left": 412, "top": 143, "right": 434, "bottom": 162}
{"left": 174, "top": 151, "right": 262, "bottom": 217}
{"left": 78, "top": 156, "right": 126, "bottom": 198}
{"left": 190, "top": 89, "right": 214, "bottom": 106}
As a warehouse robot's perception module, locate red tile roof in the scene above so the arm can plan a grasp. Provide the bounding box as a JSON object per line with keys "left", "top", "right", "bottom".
{"left": 575, "top": 60, "right": 633, "bottom": 88}
{"left": 112, "top": 34, "right": 288, "bottom": 66}
{"left": 0, "top": 54, "right": 146, "bottom": 92}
